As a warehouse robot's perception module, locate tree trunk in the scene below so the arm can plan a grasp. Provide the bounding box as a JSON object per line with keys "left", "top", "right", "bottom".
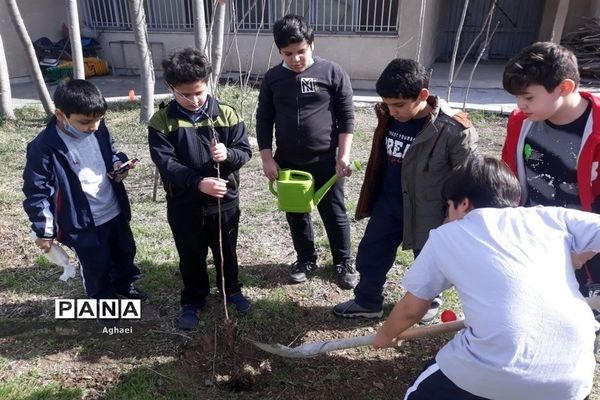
{"left": 447, "top": 0, "right": 469, "bottom": 102}
{"left": 211, "top": 0, "right": 226, "bottom": 86}
{"left": 0, "top": 32, "right": 15, "bottom": 119}
{"left": 127, "top": 0, "right": 155, "bottom": 123}
{"left": 66, "top": 0, "right": 85, "bottom": 79}
{"left": 5, "top": 0, "right": 54, "bottom": 116}
{"left": 192, "top": 0, "right": 208, "bottom": 56}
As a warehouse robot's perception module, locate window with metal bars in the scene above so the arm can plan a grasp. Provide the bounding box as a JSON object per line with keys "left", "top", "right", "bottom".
{"left": 79, "top": 0, "right": 398, "bottom": 33}
{"left": 232, "top": 0, "right": 399, "bottom": 33}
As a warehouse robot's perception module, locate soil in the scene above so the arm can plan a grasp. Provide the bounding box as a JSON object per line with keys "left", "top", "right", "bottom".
{"left": 1, "top": 106, "right": 598, "bottom": 399}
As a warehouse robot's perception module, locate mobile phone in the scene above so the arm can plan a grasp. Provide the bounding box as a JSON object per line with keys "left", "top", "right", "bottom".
{"left": 113, "top": 158, "right": 139, "bottom": 175}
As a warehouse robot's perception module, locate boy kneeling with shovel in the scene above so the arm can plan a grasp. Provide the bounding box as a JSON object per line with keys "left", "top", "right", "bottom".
{"left": 374, "top": 156, "right": 597, "bottom": 400}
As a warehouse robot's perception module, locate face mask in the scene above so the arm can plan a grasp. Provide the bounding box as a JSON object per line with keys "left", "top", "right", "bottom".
{"left": 64, "top": 120, "right": 93, "bottom": 140}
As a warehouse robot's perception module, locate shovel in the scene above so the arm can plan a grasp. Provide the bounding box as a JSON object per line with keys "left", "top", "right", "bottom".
{"left": 251, "top": 319, "right": 465, "bottom": 358}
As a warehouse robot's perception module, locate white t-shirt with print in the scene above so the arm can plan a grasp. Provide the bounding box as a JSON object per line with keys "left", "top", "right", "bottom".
{"left": 404, "top": 206, "right": 598, "bottom": 400}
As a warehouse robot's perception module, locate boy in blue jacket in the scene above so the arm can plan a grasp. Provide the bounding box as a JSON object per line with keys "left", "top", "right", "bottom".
{"left": 23, "top": 79, "right": 144, "bottom": 302}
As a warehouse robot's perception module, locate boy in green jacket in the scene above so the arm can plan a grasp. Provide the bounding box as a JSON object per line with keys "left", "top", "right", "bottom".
{"left": 334, "top": 58, "right": 478, "bottom": 321}
{"left": 148, "top": 48, "right": 252, "bottom": 330}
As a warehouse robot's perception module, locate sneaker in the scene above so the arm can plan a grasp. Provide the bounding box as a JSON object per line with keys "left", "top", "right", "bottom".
{"left": 420, "top": 297, "right": 443, "bottom": 324}
{"left": 289, "top": 260, "right": 316, "bottom": 283}
{"left": 333, "top": 299, "right": 383, "bottom": 319}
{"left": 335, "top": 262, "right": 359, "bottom": 289}
{"left": 227, "top": 292, "right": 252, "bottom": 315}
{"left": 177, "top": 305, "right": 199, "bottom": 330}
{"left": 116, "top": 286, "right": 148, "bottom": 302}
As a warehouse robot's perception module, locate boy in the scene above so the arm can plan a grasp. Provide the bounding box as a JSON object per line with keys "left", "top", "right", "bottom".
{"left": 501, "top": 42, "right": 600, "bottom": 296}
{"left": 333, "top": 59, "right": 478, "bottom": 321}
{"left": 373, "top": 156, "right": 597, "bottom": 400}
{"left": 256, "top": 14, "right": 357, "bottom": 289}
{"left": 23, "top": 79, "right": 144, "bottom": 302}
{"left": 148, "top": 48, "right": 252, "bottom": 330}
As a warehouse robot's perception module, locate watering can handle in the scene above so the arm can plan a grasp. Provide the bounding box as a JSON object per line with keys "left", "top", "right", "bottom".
{"left": 290, "top": 170, "right": 313, "bottom": 179}
{"left": 269, "top": 179, "right": 277, "bottom": 196}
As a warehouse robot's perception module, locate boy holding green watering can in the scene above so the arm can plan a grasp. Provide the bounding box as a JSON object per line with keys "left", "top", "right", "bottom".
{"left": 256, "top": 14, "right": 358, "bottom": 289}
{"left": 334, "top": 59, "right": 478, "bottom": 322}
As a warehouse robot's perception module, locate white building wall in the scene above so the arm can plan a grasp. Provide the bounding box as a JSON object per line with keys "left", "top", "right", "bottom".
{"left": 1, "top": 0, "right": 65, "bottom": 81}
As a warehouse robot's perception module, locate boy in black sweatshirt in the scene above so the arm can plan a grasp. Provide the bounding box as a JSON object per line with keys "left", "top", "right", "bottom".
{"left": 256, "top": 14, "right": 358, "bottom": 289}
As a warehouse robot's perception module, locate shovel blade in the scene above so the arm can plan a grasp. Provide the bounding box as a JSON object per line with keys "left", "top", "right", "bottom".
{"left": 250, "top": 340, "right": 318, "bottom": 358}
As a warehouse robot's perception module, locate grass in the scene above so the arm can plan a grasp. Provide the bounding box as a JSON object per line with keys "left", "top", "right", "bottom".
{"left": 2, "top": 93, "right": 595, "bottom": 399}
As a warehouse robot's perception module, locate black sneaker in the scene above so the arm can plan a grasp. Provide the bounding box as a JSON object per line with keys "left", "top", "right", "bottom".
{"left": 227, "top": 292, "right": 252, "bottom": 315}
{"left": 334, "top": 262, "right": 359, "bottom": 289}
{"left": 289, "top": 261, "right": 316, "bottom": 283}
{"left": 116, "top": 286, "right": 148, "bottom": 302}
{"left": 178, "top": 305, "right": 199, "bottom": 330}
{"left": 333, "top": 299, "right": 383, "bottom": 319}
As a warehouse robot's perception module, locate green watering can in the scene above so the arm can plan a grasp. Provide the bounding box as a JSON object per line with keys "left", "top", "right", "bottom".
{"left": 269, "top": 160, "right": 362, "bottom": 213}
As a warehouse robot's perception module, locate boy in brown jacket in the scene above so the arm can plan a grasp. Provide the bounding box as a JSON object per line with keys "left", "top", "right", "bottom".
{"left": 333, "top": 59, "right": 478, "bottom": 321}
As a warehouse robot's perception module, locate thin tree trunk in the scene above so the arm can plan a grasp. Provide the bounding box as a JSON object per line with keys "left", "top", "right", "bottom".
{"left": 5, "top": 0, "right": 54, "bottom": 115}
{"left": 415, "top": 0, "right": 426, "bottom": 62}
{"left": 66, "top": 0, "right": 85, "bottom": 79}
{"left": 452, "top": 2, "right": 496, "bottom": 93}
{"left": 127, "top": 0, "right": 155, "bottom": 123}
{"left": 192, "top": 0, "right": 209, "bottom": 56}
{"left": 463, "top": 20, "right": 499, "bottom": 110}
{"left": 0, "top": 32, "right": 15, "bottom": 119}
{"left": 211, "top": 0, "right": 226, "bottom": 87}
{"left": 447, "top": 0, "right": 469, "bottom": 102}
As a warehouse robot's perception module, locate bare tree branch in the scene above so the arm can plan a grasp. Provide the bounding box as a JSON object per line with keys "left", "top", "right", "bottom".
{"left": 447, "top": 0, "right": 469, "bottom": 102}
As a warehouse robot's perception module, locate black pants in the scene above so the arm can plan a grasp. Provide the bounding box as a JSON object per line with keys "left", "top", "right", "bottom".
{"left": 406, "top": 359, "right": 589, "bottom": 400}
{"left": 167, "top": 205, "right": 242, "bottom": 308}
{"left": 405, "top": 359, "right": 490, "bottom": 400}
{"left": 279, "top": 157, "right": 351, "bottom": 265}
{"left": 354, "top": 193, "right": 419, "bottom": 310}
{"left": 74, "top": 213, "right": 140, "bottom": 299}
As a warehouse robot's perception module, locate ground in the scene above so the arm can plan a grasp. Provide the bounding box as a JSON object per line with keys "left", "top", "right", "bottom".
{"left": 0, "top": 98, "right": 598, "bottom": 399}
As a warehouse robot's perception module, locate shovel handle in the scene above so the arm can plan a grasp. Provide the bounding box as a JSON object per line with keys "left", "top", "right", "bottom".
{"left": 396, "top": 319, "right": 465, "bottom": 340}
{"left": 302, "top": 320, "right": 465, "bottom": 354}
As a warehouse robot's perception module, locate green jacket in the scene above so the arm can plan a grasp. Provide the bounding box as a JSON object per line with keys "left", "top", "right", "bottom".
{"left": 356, "top": 96, "right": 478, "bottom": 250}
{"left": 148, "top": 96, "right": 251, "bottom": 214}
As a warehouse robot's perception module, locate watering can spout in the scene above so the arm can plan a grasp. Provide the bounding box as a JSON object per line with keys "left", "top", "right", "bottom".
{"left": 313, "top": 160, "right": 362, "bottom": 206}
{"left": 313, "top": 174, "right": 337, "bottom": 206}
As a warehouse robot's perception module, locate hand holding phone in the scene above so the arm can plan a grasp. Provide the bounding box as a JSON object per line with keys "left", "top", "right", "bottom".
{"left": 113, "top": 158, "right": 139, "bottom": 175}
{"left": 109, "top": 158, "right": 139, "bottom": 181}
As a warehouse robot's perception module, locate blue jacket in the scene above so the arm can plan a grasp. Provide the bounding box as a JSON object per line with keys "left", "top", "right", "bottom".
{"left": 22, "top": 117, "right": 131, "bottom": 248}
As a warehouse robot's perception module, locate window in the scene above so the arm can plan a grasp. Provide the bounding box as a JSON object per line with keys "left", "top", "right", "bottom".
{"left": 80, "top": 0, "right": 398, "bottom": 34}
{"left": 80, "top": 0, "right": 212, "bottom": 32}
{"left": 233, "top": 0, "right": 399, "bottom": 33}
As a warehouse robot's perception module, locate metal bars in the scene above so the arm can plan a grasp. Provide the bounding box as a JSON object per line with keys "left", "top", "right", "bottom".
{"left": 80, "top": 0, "right": 398, "bottom": 33}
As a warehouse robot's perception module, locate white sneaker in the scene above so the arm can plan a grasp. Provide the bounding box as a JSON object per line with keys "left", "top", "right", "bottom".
{"left": 420, "top": 297, "right": 443, "bottom": 324}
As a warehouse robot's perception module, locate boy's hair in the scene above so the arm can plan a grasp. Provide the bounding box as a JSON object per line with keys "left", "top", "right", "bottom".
{"left": 273, "top": 14, "right": 314, "bottom": 49}
{"left": 53, "top": 79, "right": 107, "bottom": 117}
{"left": 162, "top": 47, "right": 212, "bottom": 87}
{"left": 375, "top": 58, "right": 430, "bottom": 100}
{"left": 443, "top": 156, "right": 521, "bottom": 209}
{"left": 503, "top": 42, "right": 580, "bottom": 95}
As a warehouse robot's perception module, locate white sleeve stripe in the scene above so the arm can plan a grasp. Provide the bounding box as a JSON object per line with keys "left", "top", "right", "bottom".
{"left": 41, "top": 199, "right": 54, "bottom": 237}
